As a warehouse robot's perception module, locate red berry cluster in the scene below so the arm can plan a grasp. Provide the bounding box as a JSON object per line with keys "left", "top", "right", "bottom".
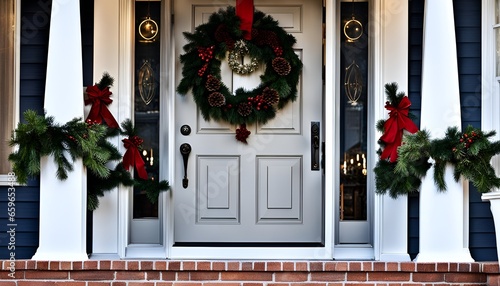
{"left": 131, "top": 135, "right": 144, "bottom": 147}
{"left": 235, "top": 124, "right": 251, "bottom": 144}
{"left": 247, "top": 95, "right": 269, "bottom": 111}
{"left": 273, "top": 46, "right": 283, "bottom": 57}
{"left": 197, "top": 46, "right": 215, "bottom": 77}
{"left": 222, "top": 103, "right": 233, "bottom": 112}
{"left": 85, "top": 118, "right": 99, "bottom": 127}
{"left": 453, "top": 130, "right": 479, "bottom": 152}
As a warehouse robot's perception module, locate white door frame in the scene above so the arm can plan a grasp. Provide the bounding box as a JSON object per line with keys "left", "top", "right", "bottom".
{"left": 91, "top": 0, "right": 410, "bottom": 261}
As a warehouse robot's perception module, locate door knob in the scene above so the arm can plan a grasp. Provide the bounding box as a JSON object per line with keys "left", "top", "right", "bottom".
{"left": 180, "top": 143, "right": 192, "bottom": 188}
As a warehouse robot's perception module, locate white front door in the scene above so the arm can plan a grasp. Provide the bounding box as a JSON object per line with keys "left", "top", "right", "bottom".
{"left": 173, "top": 0, "right": 323, "bottom": 245}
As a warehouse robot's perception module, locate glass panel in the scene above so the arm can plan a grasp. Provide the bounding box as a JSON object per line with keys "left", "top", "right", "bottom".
{"left": 0, "top": 0, "right": 15, "bottom": 174}
{"left": 339, "top": 1, "right": 368, "bottom": 221}
{"left": 133, "top": 0, "right": 161, "bottom": 219}
{"left": 496, "top": 0, "right": 500, "bottom": 24}
{"left": 496, "top": 28, "right": 500, "bottom": 77}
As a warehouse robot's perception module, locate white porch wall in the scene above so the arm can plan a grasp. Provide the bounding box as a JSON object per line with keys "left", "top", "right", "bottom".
{"left": 33, "top": 0, "right": 87, "bottom": 261}
{"left": 374, "top": 0, "right": 411, "bottom": 262}
{"left": 91, "top": 0, "right": 133, "bottom": 258}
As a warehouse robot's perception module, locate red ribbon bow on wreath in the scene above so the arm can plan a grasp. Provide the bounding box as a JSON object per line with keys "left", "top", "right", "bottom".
{"left": 85, "top": 85, "right": 119, "bottom": 129}
{"left": 379, "top": 96, "right": 418, "bottom": 162}
{"left": 122, "top": 136, "right": 148, "bottom": 180}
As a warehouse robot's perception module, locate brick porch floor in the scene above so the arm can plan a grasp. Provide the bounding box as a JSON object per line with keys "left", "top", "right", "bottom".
{"left": 0, "top": 260, "right": 498, "bottom": 285}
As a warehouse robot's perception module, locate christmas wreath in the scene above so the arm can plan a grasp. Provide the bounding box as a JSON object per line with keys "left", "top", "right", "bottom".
{"left": 177, "top": 6, "right": 303, "bottom": 143}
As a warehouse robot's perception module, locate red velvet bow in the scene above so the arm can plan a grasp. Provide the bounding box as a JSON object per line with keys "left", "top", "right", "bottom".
{"left": 379, "top": 96, "right": 418, "bottom": 162}
{"left": 236, "top": 0, "right": 254, "bottom": 40}
{"left": 122, "top": 136, "right": 148, "bottom": 180}
{"left": 85, "top": 85, "right": 119, "bottom": 129}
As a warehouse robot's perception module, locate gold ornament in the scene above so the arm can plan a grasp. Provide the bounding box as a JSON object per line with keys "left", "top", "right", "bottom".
{"left": 228, "top": 40, "right": 259, "bottom": 75}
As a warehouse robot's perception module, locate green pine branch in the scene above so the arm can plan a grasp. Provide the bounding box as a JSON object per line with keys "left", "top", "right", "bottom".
{"left": 9, "top": 110, "right": 171, "bottom": 210}
{"left": 376, "top": 122, "right": 500, "bottom": 197}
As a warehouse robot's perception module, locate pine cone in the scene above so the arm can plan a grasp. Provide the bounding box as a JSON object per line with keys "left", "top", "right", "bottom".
{"left": 251, "top": 29, "right": 259, "bottom": 40}
{"left": 262, "top": 87, "right": 279, "bottom": 106}
{"left": 272, "top": 57, "right": 291, "bottom": 76}
{"left": 208, "top": 92, "right": 226, "bottom": 107}
{"left": 237, "top": 102, "right": 253, "bottom": 117}
{"left": 205, "top": 75, "right": 221, "bottom": 91}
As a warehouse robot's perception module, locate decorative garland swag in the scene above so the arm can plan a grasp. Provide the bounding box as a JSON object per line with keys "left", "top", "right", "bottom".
{"left": 374, "top": 83, "right": 500, "bottom": 199}
{"left": 9, "top": 73, "right": 170, "bottom": 211}
{"left": 177, "top": 6, "right": 303, "bottom": 143}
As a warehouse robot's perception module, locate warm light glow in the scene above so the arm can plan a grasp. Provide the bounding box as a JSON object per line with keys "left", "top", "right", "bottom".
{"left": 139, "top": 17, "right": 159, "bottom": 41}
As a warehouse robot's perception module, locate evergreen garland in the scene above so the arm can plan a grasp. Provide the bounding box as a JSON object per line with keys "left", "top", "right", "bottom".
{"left": 431, "top": 126, "right": 500, "bottom": 193}
{"left": 177, "top": 6, "right": 302, "bottom": 127}
{"left": 9, "top": 73, "right": 170, "bottom": 211}
{"left": 9, "top": 110, "right": 111, "bottom": 184}
{"left": 374, "top": 83, "right": 427, "bottom": 198}
{"left": 375, "top": 85, "right": 500, "bottom": 197}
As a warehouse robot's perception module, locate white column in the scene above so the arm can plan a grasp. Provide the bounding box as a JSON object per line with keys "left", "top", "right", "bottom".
{"left": 376, "top": 0, "right": 411, "bottom": 262}
{"left": 415, "top": 0, "right": 473, "bottom": 262}
{"left": 32, "top": 0, "right": 87, "bottom": 261}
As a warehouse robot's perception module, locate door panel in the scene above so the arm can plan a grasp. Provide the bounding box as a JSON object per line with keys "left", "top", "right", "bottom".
{"left": 174, "top": 0, "right": 323, "bottom": 244}
{"left": 197, "top": 156, "right": 240, "bottom": 223}
{"left": 257, "top": 157, "right": 302, "bottom": 222}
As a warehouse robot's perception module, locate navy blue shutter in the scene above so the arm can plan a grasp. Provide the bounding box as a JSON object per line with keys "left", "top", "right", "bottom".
{"left": 407, "top": 0, "right": 424, "bottom": 261}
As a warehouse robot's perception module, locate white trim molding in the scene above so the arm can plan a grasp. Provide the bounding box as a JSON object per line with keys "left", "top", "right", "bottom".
{"left": 482, "top": 0, "right": 500, "bottom": 183}
{"left": 0, "top": 0, "right": 21, "bottom": 187}
{"left": 374, "top": 0, "right": 411, "bottom": 262}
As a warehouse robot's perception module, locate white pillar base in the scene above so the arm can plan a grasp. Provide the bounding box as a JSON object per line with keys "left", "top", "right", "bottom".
{"left": 414, "top": 249, "right": 473, "bottom": 263}
{"left": 32, "top": 251, "right": 88, "bottom": 261}
{"left": 482, "top": 191, "right": 500, "bottom": 261}
{"left": 32, "top": 156, "right": 88, "bottom": 261}
{"left": 415, "top": 165, "right": 473, "bottom": 262}
{"left": 379, "top": 195, "right": 411, "bottom": 262}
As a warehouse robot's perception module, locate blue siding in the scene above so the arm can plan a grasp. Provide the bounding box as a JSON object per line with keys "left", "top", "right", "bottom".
{"left": 407, "top": 0, "right": 424, "bottom": 261}
{"left": 0, "top": 0, "right": 94, "bottom": 259}
{"left": 408, "top": 0, "right": 496, "bottom": 261}
{"left": 454, "top": 0, "right": 496, "bottom": 262}
{"left": 0, "top": 0, "right": 53, "bottom": 259}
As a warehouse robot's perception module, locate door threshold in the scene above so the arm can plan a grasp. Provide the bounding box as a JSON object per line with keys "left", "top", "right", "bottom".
{"left": 174, "top": 242, "right": 325, "bottom": 247}
{"left": 170, "top": 245, "right": 333, "bottom": 260}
